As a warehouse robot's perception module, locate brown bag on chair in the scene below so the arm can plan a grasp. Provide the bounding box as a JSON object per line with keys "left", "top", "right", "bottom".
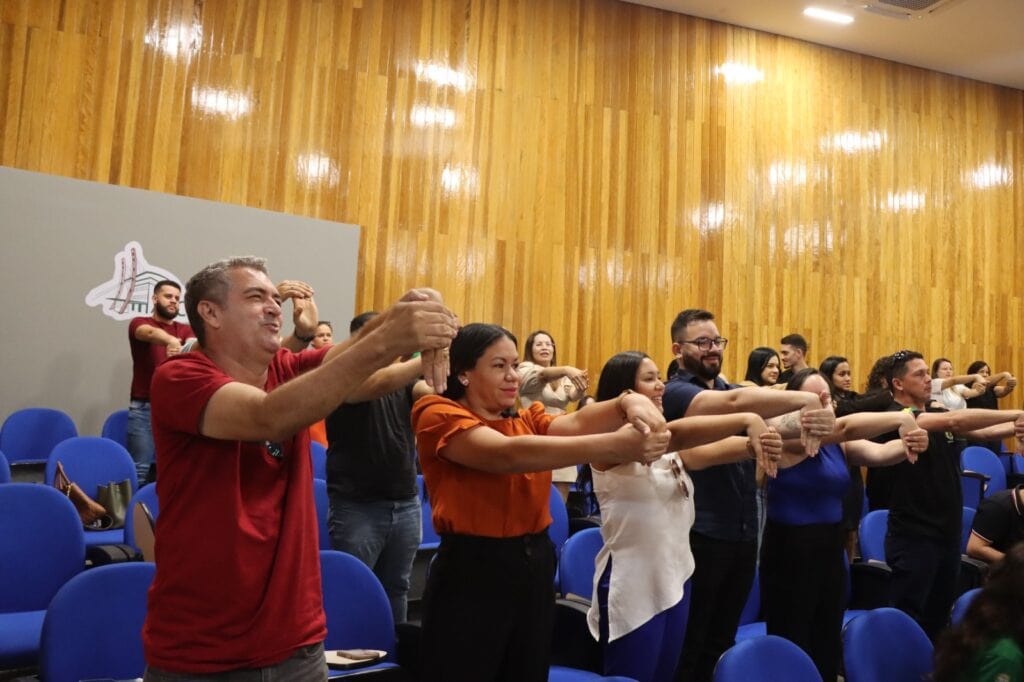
{"left": 53, "top": 460, "right": 113, "bottom": 529}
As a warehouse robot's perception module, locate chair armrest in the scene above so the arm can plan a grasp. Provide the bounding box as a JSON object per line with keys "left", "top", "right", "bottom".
{"left": 551, "top": 597, "right": 602, "bottom": 672}
{"left": 849, "top": 560, "right": 892, "bottom": 610}
{"left": 958, "top": 555, "right": 990, "bottom": 594}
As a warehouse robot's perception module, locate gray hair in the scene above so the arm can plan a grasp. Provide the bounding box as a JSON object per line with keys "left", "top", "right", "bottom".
{"left": 184, "top": 256, "right": 268, "bottom": 345}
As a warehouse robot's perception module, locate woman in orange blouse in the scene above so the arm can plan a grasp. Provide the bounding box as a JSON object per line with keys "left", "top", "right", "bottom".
{"left": 412, "top": 323, "right": 670, "bottom": 682}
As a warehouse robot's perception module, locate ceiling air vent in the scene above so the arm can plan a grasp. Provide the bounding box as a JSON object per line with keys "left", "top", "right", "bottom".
{"left": 851, "top": 0, "right": 967, "bottom": 19}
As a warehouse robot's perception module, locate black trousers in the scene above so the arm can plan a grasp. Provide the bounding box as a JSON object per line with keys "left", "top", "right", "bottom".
{"left": 419, "top": 531, "right": 556, "bottom": 682}
{"left": 885, "top": 532, "right": 961, "bottom": 640}
{"left": 760, "top": 520, "right": 846, "bottom": 682}
{"left": 675, "top": 532, "right": 757, "bottom": 682}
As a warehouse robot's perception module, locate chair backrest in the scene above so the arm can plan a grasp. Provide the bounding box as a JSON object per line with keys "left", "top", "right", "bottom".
{"left": 319, "top": 550, "right": 396, "bottom": 657}
{"left": 548, "top": 484, "right": 569, "bottom": 556}
{"left": 100, "top": 409, "right": 130, "bottom": 448}
{"left": 858, "top": 509, "right": 889, "bottom": 562}
{"left": 962, "top": 446, "right": 1007, "bottom": 497}
{"left": 0, "top": 484, "right": 85, "bottom": 612}
{"left": 713, "top": 635, "right": 823, "bottom": 682}
{"left": 950, "top": 587, "right": 981, "bottom": 626}
{"left": 39, "top": 562, "right": 155, "bottom": 682}
{"left": 842, "top": 607, "right": 933, "bottom": 682}
{"left": 418, "top": 475, "right": 441, "bottom": 548}
{"left": 961, "top": 472, "right": 986, "bottom": 511}
{"left": 558, "top": 527, "right": 604, "bottom": 599}
{"left": 960, "top": 506, "right": 975, "bottom": 553}
{"left": 0, "top": 449, "right": 9, "bottom": 484}
{"left": 0, "top": 408, "right": 78, "bottom": 463}
{"left": 313, "top": 478, "right": 332, "bottom": 550}
{"left": 45, "top": 437, "right": 138, "bottom": 499}
{"left": 124, "top": 482, "right": 160, "bottom": 550}
{"left": 311, "top": 441, "right": 327, "bottom": 481}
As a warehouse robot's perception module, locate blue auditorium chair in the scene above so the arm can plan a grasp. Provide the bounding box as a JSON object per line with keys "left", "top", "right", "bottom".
{"left": 962, "top": 446, "right": 1006, "bottom": 498}
{"left": 417, "top": 475, "right": 441, "bottom": 550}
{"left": 858, "top": 509, "right": 888, "bottom": 562}
{"left": 0, "top": 449, "right": 9, "bottom": 483}
{"left": 319, "top": 550, "right": 399, "bottom": 677}
{"left": 950, "top": 587, "right": 981, "bottom": 626}
{"left": 549, "top": 484, "right": 570, "bottom": 557}
{"left": 842, "top": 607, "right": 932, "bottom": 682}
{"left": 0, "top": 483, "right": 85, "bottom": 668}
{"left": 0, "top": 407, "right": 77, "bottom": 464}
{"left": 45, "top": 437, "right": 137, "bottom": 545}
{"left": 558, "top": 527, "right": 603, "bottom": 600}
{"left": 735, "top": 567, "right": 765, "bottom": 641}
{"left": 714, "top": 635, "right": 822, "bottom": 682}
{"left": 311, "top": 440, "right": 328, "bottom": 481}
{"left": 314, "top": 478, "right": 333, "bottom": 550}
{"left": 100, "top": 409, "right": 130, "bottom": 448}
{"left": 124, "top": 482, "right": 159, "bottom": 552}
{"left": 39, "top": 562, "right": 154, "bottom": 682}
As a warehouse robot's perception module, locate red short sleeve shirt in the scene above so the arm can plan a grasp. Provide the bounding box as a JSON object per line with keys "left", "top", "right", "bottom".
{"left": 143, "top": 347, "right": 329, "bottom": 673}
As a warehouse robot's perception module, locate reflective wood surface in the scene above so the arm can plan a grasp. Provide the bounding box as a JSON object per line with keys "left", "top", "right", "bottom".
{"left": 2, "top": 0, "right": 1022, "bottom": 391}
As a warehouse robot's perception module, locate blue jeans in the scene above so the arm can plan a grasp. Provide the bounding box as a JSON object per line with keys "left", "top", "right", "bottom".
{"left": 328, "top": 494, "right": 421, "bottom": 623}
{"left": 143, "top": 642, "right": 327, "bottom": 681}
{"left": 127, "top": 399, "right": 155, "bottom": 484}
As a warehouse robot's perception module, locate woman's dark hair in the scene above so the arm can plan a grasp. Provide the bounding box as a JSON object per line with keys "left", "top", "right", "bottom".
{"left": 785, "top": 367, "right": 821, "bottom": 392}
{"left": 523, "top": 329, "right": 556, "bottom": 365}
{"left": 934, "top": 543, "right": 1024, "bottom": 682}
{"left": 744, "top": 347, "right": 780, "bottom": 386}
{"left": 596, "top": 351, "right": 650, "bottom": 402}
{"left": 966, "top": 360, "right": 990, "bottom": 376}
{"left": 931, "top": 357, "right": 953, "bottom": 377}
{"left": 819, "top": 355, "right": 849, "bottom": 398}
{"left": 866, "top": 355, "right": 894, "bottom": 392}
{"left": 441, "top": 323, "right": 518, "bottom": 401}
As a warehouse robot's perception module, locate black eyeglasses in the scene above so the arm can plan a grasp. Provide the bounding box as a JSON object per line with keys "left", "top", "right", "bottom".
{"left": 681, "top": 337, "right": 728, "bottom": 351}
{"left": 891, "top": 350, "right": 913, "bottom": 363}
{"left": 264, "top": 441, "right": 285, "bottom": 459}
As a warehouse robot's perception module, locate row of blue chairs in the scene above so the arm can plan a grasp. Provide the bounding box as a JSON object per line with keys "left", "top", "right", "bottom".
{"left": 0, "top": 407, "right": 132, "bottom": 464}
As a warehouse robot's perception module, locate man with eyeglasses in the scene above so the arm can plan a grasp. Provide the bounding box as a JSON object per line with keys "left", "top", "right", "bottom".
{"left": 876, "top": 350, "right": 1024, "bottom": 640}
{"left": 665, "top": 309, "right": 837, "bottom": 682}
{"left": 141, "top": 257, "right": 457, "bottom": 681}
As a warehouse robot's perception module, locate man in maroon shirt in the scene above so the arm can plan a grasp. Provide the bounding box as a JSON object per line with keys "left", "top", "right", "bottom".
{"left": 142, "top": 256, "right": 456, "bottom": 680}
{"left": 127, "top": 280, "right": 194, "bottom": 484}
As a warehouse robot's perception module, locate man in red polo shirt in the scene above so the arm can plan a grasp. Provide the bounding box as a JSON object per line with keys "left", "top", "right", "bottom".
{"left": 142, "top": 256, "right": 456, "bottom": 680}
{"left": 127, "top": 279, "right": 194, "bottom": 484}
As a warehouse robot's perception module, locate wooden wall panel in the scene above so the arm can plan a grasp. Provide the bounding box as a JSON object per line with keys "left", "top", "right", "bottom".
{"left": 2, "top": 0, "right": 1023, "bottom": 394}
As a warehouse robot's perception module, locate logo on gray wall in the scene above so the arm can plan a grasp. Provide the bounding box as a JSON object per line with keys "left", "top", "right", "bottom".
{"left": 85, "top": 241, "right": 187, "bottom": 322}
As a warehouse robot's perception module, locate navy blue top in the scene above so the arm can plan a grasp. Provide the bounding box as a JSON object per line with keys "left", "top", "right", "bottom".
{"left": 767, "top": 442, "right": 850, "bottom": 525}
{"left": 664, "top": 370, "right": 757, "bottom": 542}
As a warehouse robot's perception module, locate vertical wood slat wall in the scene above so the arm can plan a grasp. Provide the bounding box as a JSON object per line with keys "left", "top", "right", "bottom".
{"left": 2, "top": 0, "right": 1022, "bottom": 391}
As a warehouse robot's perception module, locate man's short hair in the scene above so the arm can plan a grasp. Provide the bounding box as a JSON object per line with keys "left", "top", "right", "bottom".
{"left": 888, "top": 350, "right": 925, "bottom": 385}
{"left": 350, "top": 312, "right": 379, "bottom": 335}
{"left": 184, "top": 257, "right": 268, "bottom": 346}
{"left": 153, "top": 279, "right": 182, "bottom": 295}
{"left": 780, "top": 333, "right": 808, "bottom": 353}
{"left": 671, "top": 309, "right": 715, "bottom": 343}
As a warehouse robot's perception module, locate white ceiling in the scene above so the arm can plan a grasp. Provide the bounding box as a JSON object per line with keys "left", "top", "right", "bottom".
{"left": 622, "top": 0, "right": 1024, "bottom": 91}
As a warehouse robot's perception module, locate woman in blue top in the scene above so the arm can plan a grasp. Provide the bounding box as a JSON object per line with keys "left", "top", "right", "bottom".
{"left": 761, "top": 368, "right": 929, "bottom": 682}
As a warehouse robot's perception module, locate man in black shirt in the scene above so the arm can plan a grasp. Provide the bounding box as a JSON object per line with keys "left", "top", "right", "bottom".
{"left": 967, "top": 485, "right": 1024, "bottom": 563}
{"left": 325, "top": 312, "right": 432, "bottom": 624}
{"left": 881, "top": 350, "right": 1024, "bottom": 639}
{"left": 664, "top": 309, "right": 836, "bottom": 682}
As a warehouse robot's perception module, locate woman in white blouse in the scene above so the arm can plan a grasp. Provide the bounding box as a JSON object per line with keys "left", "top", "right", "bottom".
{"left": 518, "top": 330, "right": 590, "bottom": 499}
{"left": 930, "top": 357, "right": 987, "bottom": 410}
{"left": 587, "top": 351, "right": 781, "bottom": 682}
